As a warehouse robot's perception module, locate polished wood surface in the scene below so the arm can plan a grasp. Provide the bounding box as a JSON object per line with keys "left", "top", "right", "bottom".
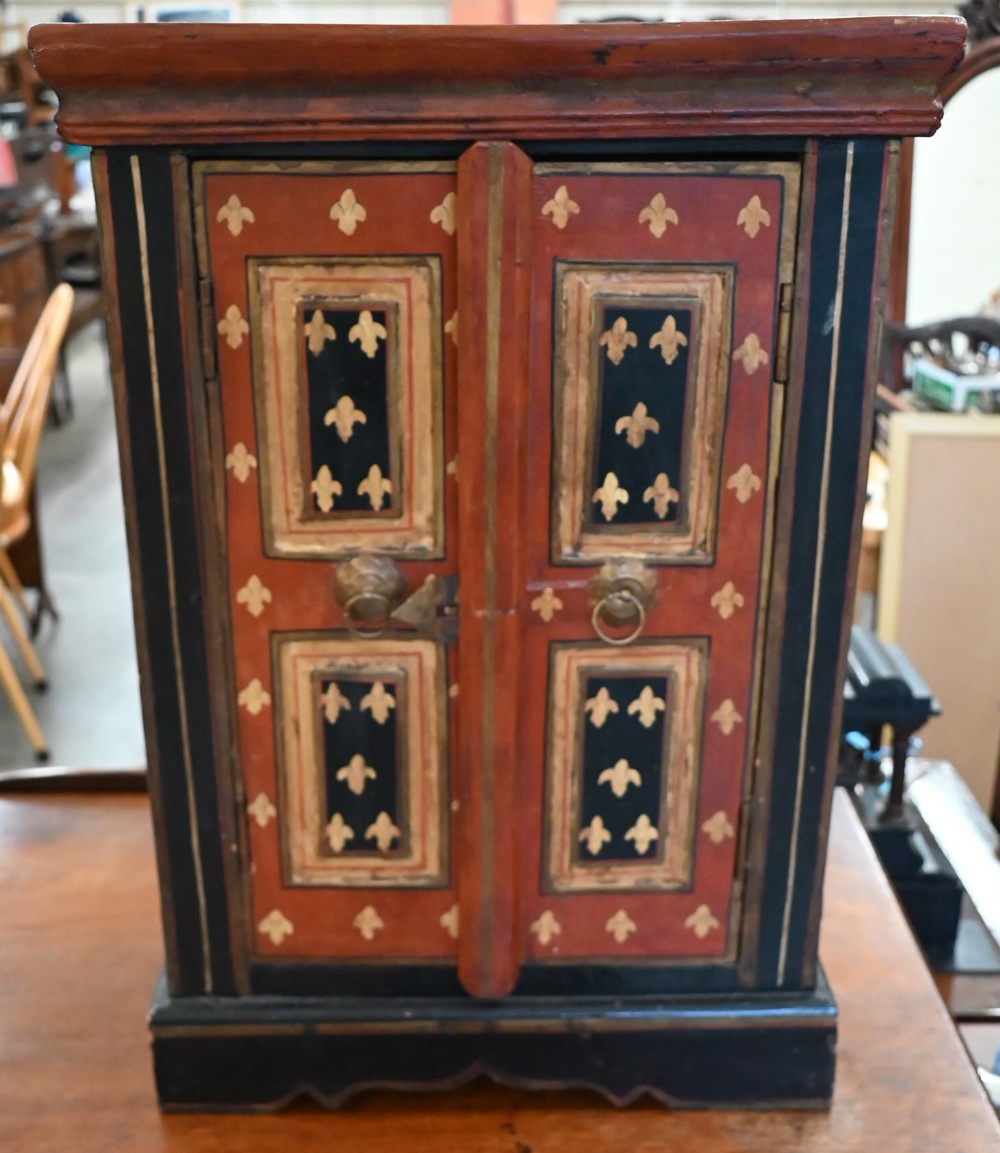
{"left": 1, "top": 788, "right": 997, "bottom": 1150}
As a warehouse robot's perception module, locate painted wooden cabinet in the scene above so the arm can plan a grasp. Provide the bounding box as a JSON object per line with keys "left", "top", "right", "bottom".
{"left": 31, "top": 17, "right": 964, "bottom": 1110}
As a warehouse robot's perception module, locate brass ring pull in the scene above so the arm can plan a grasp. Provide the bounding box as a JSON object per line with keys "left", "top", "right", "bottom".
{"left": 591, "top": 589, "right": 646, "bottom": 646}
{"left": 343, "top": 591, "right": 392, "bottom": 639}
{"left": 334, "top": 555, "right": 406, "bottom": 640}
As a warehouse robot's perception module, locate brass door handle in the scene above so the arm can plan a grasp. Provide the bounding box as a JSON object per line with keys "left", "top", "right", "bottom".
{"left": 586, "top": 560, "right": 657, "bottom": 646}
{"left": 334, "top": 556, "right": 406, "bottom": 638}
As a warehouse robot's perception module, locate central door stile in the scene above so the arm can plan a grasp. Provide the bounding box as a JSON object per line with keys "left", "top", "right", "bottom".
{"left": 454, "top": 142, "right": 533, "bottom": 998}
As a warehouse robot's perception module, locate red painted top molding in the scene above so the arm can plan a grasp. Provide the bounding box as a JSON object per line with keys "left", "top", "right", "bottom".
{"left": 29, "top": 18, "right": 967, "bottom": 146}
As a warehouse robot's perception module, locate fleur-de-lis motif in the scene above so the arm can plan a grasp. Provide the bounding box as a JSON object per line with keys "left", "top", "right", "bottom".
{"left": 643, "top": 472, "right": 680, "bottom": 520}
{"left": 592, "top": 472, "right": 628, "bottom": 521}
{"left": 258, "top": 909, "right": 293, "bottom": 945}
{"left": 238, "top": 678, "right": 271, "bottom": 716}
{"left": 320, "top": 681, "right": 351, "bottom": 724}
{"left": 225, "top": 441, "right": 257, "bottom": 483}
{"left": 337, "top": 754, "right": 377, "bottom": 796}
{"left": 361, "top": 681, "right": 396, "bottom": 725}
{"left": 305, "top": 310, "right": 336, "bottom": 356}
{"left": 530, "top": 587, "right": 563, "bottom": 623}
{"left": 353, "top": 904, "right": 385, "bottom": 941}
{"left": 430, "top": 191, "right": 456, "bottom": 236}
{"left": 579, "top": 815, "right": 612, "bottom": 856}
{"left": 365, "top": 811, "right": 401, "bottom": 852}
{"left": 702, "top": 810, "right": 736, "bottom": 844}
{"left": 638, "top": 193, "right": 679, "bottom": 238}
{"left": 727, "top": 463, "right": 763, "bottom": 504}
{"left": 445, "top": 311, "right": 458, "bottom": 346}
{"left": 625, "top": 814, "right": 659, "bottom": 854}
{"left": 627, "top": 685, "right": 666, "bottom": 729}
{"left": 710, "top": 698, "right": 744, "bottom": 736}
{"left": 358, "top": 464, "right": 392, "bottom": 511}
{"left": 605, "top": 909, "right": 637, "bottom": 943}
{"left": 446, "top": 457, "right": 459, "bottom": 479}
{"left": 599, "top": 316, "right": 638, "bottom": 365}
{"left": 311, "top": 465, "right": 343, "bottom": 513}
{"left": 218, "top": 304, "right": 249, "bottom": 350}
{"left": 685, "top": 904, "right": 721, "bottom": 939}
{"left": 449, "top": 683, "right": 459, "bottom": 699}
{"left": 440, "top": 904, "right": 459, "bottom": 940}
{"left": 597, "top": 758, "right": 642, "bottom": 798}
{"left": 710, "top": 581, "right": 745, "bottom": 621}
{"left": 615, "top": 402, "right": 661, "bottom": 449}
{"left": 323, "top": 395, "right": 367, "bottom": 443}
{"left": 530, "top": 910, "right": 562, "bottom": 947}
{"left": 329, "top": 188, "right": 367, "bottom": 236}
{"left": 216, "top": 193, "right": 255, "bottom": 237}
{"left": 349, "top": 309, "right": 388, "bottom": 359}
{"left": 584, "top": 686, "right": 619, "bottom": 728}
{"left": 649, "top": 314, "right": 688, "bottom": 366}
{"left": 733, "top": 333, "right": 770, "bottom": 375}
{"left": 246, "top": 792, "right": 276, "bottom": 828}
{"left": 541, "top": 184, "right": 580, "bottom": 229}
{"left": 325, "top": 812, "right": 354, "bottom": 853}
{"left": 236, "top": 574, "right": 272, "bottom": 618}
{"left": 737, "top": 194, "right": 772, "bottom": 238}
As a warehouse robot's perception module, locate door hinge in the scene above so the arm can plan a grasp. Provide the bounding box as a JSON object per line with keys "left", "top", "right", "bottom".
{"left": 773, "top": 281, "right": 794, "bottom": 386}
{"left": 198, "top": 275, "right": 218, "bottom": 382}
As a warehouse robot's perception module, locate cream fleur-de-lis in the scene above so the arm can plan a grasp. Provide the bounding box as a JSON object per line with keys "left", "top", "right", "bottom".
{"left": 305, "top": 310, "right": 336, "bottom": 356}
{"left": 217, "top": 304, "right": 249, "bottom": 350}
{"left": 615, "top": 402, "right": 660, "bottom": 449}
{"left": 319, "top": 681, "right": 351, "bottom": 724}
{"left": 446, "top": 457, "right": 459, "bottom": 479}
{"left": 238, "top": 678, "right": 271, "bottom": 715}
{"left": 710, "top": 699, "right": 744, "bottom": 736}
{"left": 599, "top": 316, "right": 638, "bottom": 365}
{"left": 597, "top": 758, "right": 642, "bottom": 798}
{"left": 216, "top": 193, "right": 255, "bottom": 237}
{"left": 246, "top": 792, "right": 276, "bottom": 828}
{"left": 541, "top": 184, "right": 580, "bottom": 229}
{"left": 258, "top": 909, "right": 293, "bottom": 945}
{"left": 325, "top": 812, "right": 354, "bottom": 853}
{"left": 236, "top": 574, "right": 272, "bottom": 618}
{"left": 449, "top": 683, "right": 459, "bottom": 699}
{"left": 579, "top": 815, "right": 612, "bottom": 856}
{"left": 530, "top": 910, "right": 562, "bottom": 947}
{"left": 702, "top": 810, "right": 735, "bottom": 844}
{"left": 349, "top": 309, "right": 388, "bottom": 359}
{"left": 225, "top": 442, "right": 257, "bottom": 483}
{"left": 365, "top": 811, "right": 401, "bottom": 852}
{"left": 330, "top": 188, "right": 367, "bottom": 236}
{"left": 311, "top": 465, "right": 343, "bottom": 513}
{"left": 337, "top": 754, "right": 376, "bottom": 796}
{"left": 627, "top": 685, "right": 666, "bottom": 729}
{"left": 440, "top": 904, "right": 459, "bottom": 940}
{"left": 444, "top": 311, "right": 458, "bottom": 346}
{"left": 593, "top": 472, "right": 628, "bottom": 521}
{"left": 605, "top": 909, "right": 637, "bottom": 943}
{"left": 643, "top": 472, "right": 680, "bottom": 520}
{"left": 638, "top": 192, "right": 679, "bottom": 239}
{"left": 353, "top": 905, "right": 385, "bottom": 941}
{"left": 430, "top": 191, "right": 456, "bottom": 236}
{"left": 361, "top": 681, "right": 396, "bottom": 724}
{"left": 710, "top": 581, "right": 745, "bottom": 621}
{"left": 685, "top": 904, "right": 721, "bottom": 939}
{"left": 530, "top": 587, "right": 563, "bottom": 623}
{"left": 737, "top": 194, "right": 772, "bottom": 238}
{"left": 649, "top": 314, "right": 688, "bottom": 366}
{"left": 358, "top": 464, "right": 392, "bottom": 511}
{"left": 727, "top": 463, "right": 762, "bottom": 504}
{"left": 584, "top": 686, "right": 619, "bottom": 728}
{"left": 323, "top": 395, "right": 367, "bottom": 443}
{"left": 625, "top": 814, "right": 659, "bottom": 854}
{"left": 733, "top": 333, "right": 770, "bottom": 375}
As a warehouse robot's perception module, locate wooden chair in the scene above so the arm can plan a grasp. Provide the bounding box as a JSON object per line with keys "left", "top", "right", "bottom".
{"left": 0, "top": 283, "right": 73, "bottom": 757}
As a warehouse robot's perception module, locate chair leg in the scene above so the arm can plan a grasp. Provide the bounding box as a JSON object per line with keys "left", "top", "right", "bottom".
{"left": 0, "top": 639, "right": 48, "bottom": 758}
{"left": 0, "top": 549, "right": 33, "bottom": 621}
{"left": 0, "top": 580, "right": 46, "bottom": 687}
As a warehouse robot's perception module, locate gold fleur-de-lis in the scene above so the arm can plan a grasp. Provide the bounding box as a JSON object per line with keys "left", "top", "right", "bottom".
{"left": 605, "top": 909, "right": 637, "bottom": 943}
{"left": 541, "top": 184, "right": 580, "bottom": 229}
{"left": 449, "top": 683, "right": 459, "bottom": 699}
{"left": 305, "top": 310, "right": 336, "bottom": 356}
{"left": 320, "top": 682, "right": 351, "bottom": 724}
{"left": 579, "top": 815, "right": 612, "bottom": 856}
{"left": 323, "top": 395, "right": 367, "bottom": 443}
{"left": 349, "top": 309, "right": 388, "bottom": 359}
{"left": 258, "top": 909, "right": 293, "bottom": 945}
{"left": 638, "top": 192, "right": 679, "bottom": 238}
{"left": 733, "top": 333, "right": 770, "bottom": 375}
{"left": 337, "top": 754, "right": 376, "bottom": 796}
{"left": 627, "top": 685, "right": 666, "bottom": 729}
{"left": 710, "top": 699, "right": 744, "bottom": 736}
{"left": 615, "top": 402, "right": 660, "bottom": 449}
{"left": 702, "top": 810, "right": 736, "bottom": 844}
{"left": 238, "top": 678, "right": 271, "bottom": 716}
{"left": 599, "top": 316, "right": 638, "bottom": 365}
{"left": 649, "top": 314, "right": 688, "bottom": 366}
{"left": 530, "top": 587, "right": 563, "bottom": 623}
{"left": 737, "top": 194, "right": 772, "bottom": 238}
{"left": 597, "top": 758, "right": 642, "bottom": 798}
{"left": 361, "top": 681, "right": 396, "bottom": 725}
{"left": 440, "top": 904, "right": 459, "bottom": 940}
{"left": 685, "top": 904, "right": 721, "bottom": 939}
{"left": 643, "top": 472, "right": 680, "bottom": 520}
{"left": 236, "top": 574, "right": 272, "bottom": 618}
{"left": 592, "top": 472, "right": 628, "bottom": 521}
{"left": 625, "top": 814, "right": 659, "bottom": 854}
{"left": 311, "top": 465, "right": 343, "bottom": 513}
{"left": 446, "top": 457, "right": 459, "bottom": 479}
{"left": 330, "top": 188, "right": 367, "bottom": 236}
{"left": 325, "top": 812, "right": 354, "bottom": 853}
{"left": 584, "top": 686, "right": 619, "bottom": 728}
{"left": 727, "top": 463, "right": 763, "bottom": 504}
{"left": 216, "top": 193, "right": 255, "bottom": 237}
{"left": 710, "top": 581, "right": 745, "bottom": 621}
{"left": 444, "top": 311, "right": 458, "bottom": 346}
{"left": 246, "top": 792, "right": 276, "bottom": 828}
{"left": 530, "top": 910, "right": 562, "bottom": 947}
{"left": 225, "top": 442, "right": 257, "bottom": 483}
{"left": 217, "top": 304, "right": 249, "bottom": 350}
{"left": 430, "top": 191, "right": 456, "bottom": 236}
{"left": 358, "top": 464, "right": 392, "bottom": 511}
{"left": 353, "top": 905, "right": 385, "bottom": 941}
{"left": 365, "top": 811, "right": 401, "bottom": 852}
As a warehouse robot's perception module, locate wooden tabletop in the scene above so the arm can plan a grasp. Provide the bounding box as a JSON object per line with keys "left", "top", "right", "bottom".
{"left": 1, "top": 788, "right": 998, "bottom": 1152}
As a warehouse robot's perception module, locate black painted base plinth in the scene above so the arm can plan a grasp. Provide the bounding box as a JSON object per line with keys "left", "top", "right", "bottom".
{"left": 149, "top": 970, "right": 836, "bottom": 1111}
